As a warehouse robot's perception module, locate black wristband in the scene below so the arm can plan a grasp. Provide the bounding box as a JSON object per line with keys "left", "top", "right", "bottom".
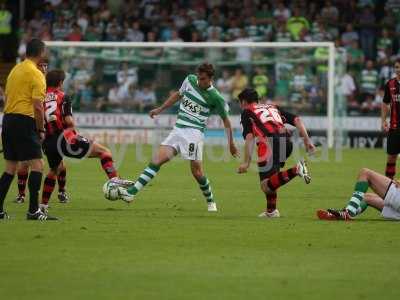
{"left": 37, "top": 129, "right": 45, "bottom": 133}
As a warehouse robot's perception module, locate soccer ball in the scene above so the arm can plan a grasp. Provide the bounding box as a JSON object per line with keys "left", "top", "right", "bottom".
{"left": 103, "top": 180, "right": 120, "bottom": 201}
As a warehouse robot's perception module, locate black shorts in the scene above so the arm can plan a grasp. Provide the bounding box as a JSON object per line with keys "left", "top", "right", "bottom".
{"left": 1, "top": 113, "right": 42, "bottom": 161}
{"left": 387, "top": 129, "right": 400, "bottom": 155}
{"left": 42, "top": 132, "right": 92, "bottom": 169}
{"left": 258, "top": 135, "right": 293, "bottom": 181}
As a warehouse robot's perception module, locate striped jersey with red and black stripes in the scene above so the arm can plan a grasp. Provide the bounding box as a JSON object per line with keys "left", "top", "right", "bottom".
{"left": 240, "top": 103, "right": 298, "bottom": 139}
{"left": 383, "top": 78, "right": 400, "bottom": 130}
{"left": 44, "top": 87, "right": 72, "bottom": 137}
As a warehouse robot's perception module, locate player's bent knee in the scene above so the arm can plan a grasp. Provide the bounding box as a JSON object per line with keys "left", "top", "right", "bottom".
{"left": 261, "top": 180, "right": 273, "bottom": 194}
{"left": 359, "top": 168, "right": 370, "bottom": 177}
{"left": 30, "top": 159, "right": 44, "bottom": 172}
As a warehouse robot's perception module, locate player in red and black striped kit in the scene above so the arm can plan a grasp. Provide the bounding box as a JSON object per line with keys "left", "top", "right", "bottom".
{"left": 14, "top": 59, "right": 69, "bottom": 204}
{"left": 237, "top": 88, "right": 315, "bottom": 218}
{"left": 382, "top": 59, "right": 400, "bottom": 179}
{"left": 40, "top": 69, "right": 131, "bottom": 213}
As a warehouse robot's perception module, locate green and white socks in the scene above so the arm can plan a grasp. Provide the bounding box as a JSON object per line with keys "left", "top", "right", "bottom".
{"left": 197, "top": 176, "right": 214, "bottom": 203}
{"left": 128, "top": 163, "right": 160, "bottom": 195}
{"left": 345, "top": 181, "right": 369, "bottom": 217}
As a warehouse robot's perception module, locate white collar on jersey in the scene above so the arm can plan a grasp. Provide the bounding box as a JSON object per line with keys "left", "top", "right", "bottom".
{"left": 196, "top": 79, "right": 214, "bottom": 91}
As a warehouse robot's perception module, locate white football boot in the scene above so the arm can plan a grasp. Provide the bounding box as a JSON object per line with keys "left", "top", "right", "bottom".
{"left": 110, "top": 177, "right": 135, "bottom": 187}
{"left": 297, "top": 159, "right": 311, "bottom": 184}
{"left": 258, "top": 209, "right": 280, "bottom": 218}
{"left": 39, "top": 203, "right": 49, "bottom": 215}
{"left": 118, "top": 186, "right": 135, "bottom": 203}
{"left": 207, "top": 201, "right": 218, "bottom": 212}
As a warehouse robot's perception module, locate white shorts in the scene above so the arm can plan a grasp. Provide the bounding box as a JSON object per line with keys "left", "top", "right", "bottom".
{"left": 161, "top": 127, "right": 204, "bottom": 161}
{"left": 382, "top": 183, "right": 400, "bottom": 220}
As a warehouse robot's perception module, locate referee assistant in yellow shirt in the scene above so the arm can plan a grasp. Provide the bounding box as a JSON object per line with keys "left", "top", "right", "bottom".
{"left": 0, "top": 39, "right": 57, "bottom": 220}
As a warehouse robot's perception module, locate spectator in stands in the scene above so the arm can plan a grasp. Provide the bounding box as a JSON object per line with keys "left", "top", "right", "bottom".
{"left": 274, "top": 21, "right": 292, "bottom": 42}
{"left": 230, "top": 68, "right": 248, "bottom": 100}
{"left": 289, "top": 64, "right": 311, "bottom": 109}
{"left": 173, "top": 8, "right": 188, "bottom": 30}
{"left": 360, "top": 60, "right": 379, "bottom": 106}
{"left": 207, "top": 7, "right": 224, "bottom": 26}
{"left": 379, "top": 57, "right": 394, "bottom": 87}
{"left": 286, "top": 6, "right": 309, "bottom": 41}
{"left": 67, "top": 23, "right": 83, "bottom": 41}
{"left": 341, "top": 23, "right": 359, "bottom": 48}
{"left": 42, "top": 2, "right": 55, "bottom": 24}
{"left": 117, "top": 62, "right": 138, "bottom": 88}
{"left": 347, "top": 40, "right": 365, "bottom": 72}
{"left": 126, "top": 20, "right": 144, "bottom": 42}
{"left": 339, "top": 69, "right": 358, "bottom": 110}
{"left": 107, "top": 84, "right": 124, "bottom": 111}
{"left": 273, "top": 1, "right": 291, "bottom": 23}
{"left": 225, "top": 19, "right": 241, "bottom": 41}
{"left": 246, "top": 16, "right": 271, "bottom": 42}
{"left": 52, "top": 15, "right": 69, "bottom": 41}
{"left": 84, "top": 23, "right": 102, "bottom": 41}
{"left": 254, "top": 2, "right": 273, "bottom": 25}
{"left": 77, "top": 11, "right": 90, "bottom": 34}
{"left": 28, "top": 10, "right": 43, "bottom": 38}
{"left": 376, "top": 28, "right": 393, "bottom": 62}
{"left": 134, "top": 83, "right": 157, "bottom": 112}
{"left": 311, "top": 20, "right": 332, "bottom": 42}
{"left": 356, "top": 5, "right": 376, "bottom": 59}
{"left": 39, "top": 22, "right": 52, "bottom": 41}
{"left": 320, "top": 0, "right": 339, "bottom": 26}
{"left": 105, "top": 17, "right": 122, "bottom": 41}
{"left": 252, "top": 67, "right": 269, "bottom": 101}
{"left": 216, "top": 70, "right": 232, "bottom": 105}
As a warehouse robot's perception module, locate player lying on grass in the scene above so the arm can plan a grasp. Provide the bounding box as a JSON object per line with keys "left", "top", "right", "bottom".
{"left": 40, "top": 69, "right": 131, "bottom": 214}
{"left": 14, "top": 58, "right": 70, "bottom": 204}
{"left": 117, "top": 63, "right": 239, "bottom": 211}
{"left": 317, "top": 168, "right": 400, "bottom": 221}
{"left": 237, "top": 88, "right": 315, "bottom": 218}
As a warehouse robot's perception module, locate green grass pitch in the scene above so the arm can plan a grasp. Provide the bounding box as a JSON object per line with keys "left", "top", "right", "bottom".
{"left": 0, "top": 146, "right": 399, "bottom": 300}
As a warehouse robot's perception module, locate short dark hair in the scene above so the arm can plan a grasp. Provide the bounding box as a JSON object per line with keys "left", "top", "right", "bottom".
{"left": 395, "top": 58, "right": 400, "bottom": 65}
{"left": 238, "top": 88, "right": 259, "bottom": 103}
{"left": 197, "top": 63, "right": 215, "bottom": 78}
{"left": 26, "top": 38, "right": 45, "bottom": 58}
{"left": 46, "top": 69, "right": 65, "bottom": 88}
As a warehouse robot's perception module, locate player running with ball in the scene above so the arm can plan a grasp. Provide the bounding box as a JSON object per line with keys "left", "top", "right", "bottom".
{"left": 40, "top": 69, "right": 131, "bottom": 214}
{"left": 237, "top": 88, "right": 315, "bottom": 218}
{"left": 117, "top": 63, "right": 239, "bottom": 211}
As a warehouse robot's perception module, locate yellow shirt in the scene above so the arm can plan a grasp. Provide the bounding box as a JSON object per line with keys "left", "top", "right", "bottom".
{"left": 4, "top": 59, "right": 46, "bottom": 118}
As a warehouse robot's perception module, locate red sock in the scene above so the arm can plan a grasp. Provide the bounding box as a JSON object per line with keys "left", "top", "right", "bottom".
{"left": 17, "top": 170, "right": 28, "bottom": 197}
{"left": 58, "top": 168, "right": 67, "bottom": 192}
{"left": 267, "top": 166, "right": 298, "bottom": 191}
{"left": 266, "top": 192, "right": 277, "bottom": 213}
{"left": 385, "top": 162, "right": 396, "bottom": 179}
{"left": 100, "top": 153, "right": 118, "bottom": 179}
{"left": 42, "top": 174, "right": 56, "bottom": 205}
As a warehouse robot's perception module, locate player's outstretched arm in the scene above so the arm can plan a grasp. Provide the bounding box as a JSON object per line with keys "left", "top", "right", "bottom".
{"left": 238, "top": 133, "right": 254, "bottom": 174}
{"left": 149, "top": 91, "right": 181, "bottom": 118}
{"left": 222, "top": 117, "right": 239, "bottom": 158}
{"left": 294, "top": 117, "right": 316, "bottom": 154}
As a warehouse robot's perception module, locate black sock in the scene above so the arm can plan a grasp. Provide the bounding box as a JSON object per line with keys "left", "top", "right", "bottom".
{"left": 0, "top": 172, "right": 14, "bottom": 213}
{"left": 28, "top": 171, "right": 43, "bottom": 214}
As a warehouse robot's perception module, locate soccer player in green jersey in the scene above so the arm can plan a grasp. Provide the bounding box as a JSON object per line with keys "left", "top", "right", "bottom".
{"left": 118, "top": 63, "right": 239, "bottom": 211}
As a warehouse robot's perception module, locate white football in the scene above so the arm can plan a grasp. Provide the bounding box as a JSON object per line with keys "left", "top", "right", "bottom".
{"left": 103, "top": 180, "right": 120, "bottom": 201}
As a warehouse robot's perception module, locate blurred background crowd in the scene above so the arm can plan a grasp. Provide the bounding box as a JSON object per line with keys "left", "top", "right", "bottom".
{"left": 1, "top": 0, "right": 399, "bottom": 115}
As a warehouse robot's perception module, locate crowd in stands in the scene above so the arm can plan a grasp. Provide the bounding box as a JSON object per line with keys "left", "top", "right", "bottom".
{"left": 5, "top": 0, "right": 400, "bottom": 115}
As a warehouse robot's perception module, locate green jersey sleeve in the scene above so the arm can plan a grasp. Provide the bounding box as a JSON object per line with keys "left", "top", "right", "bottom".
{"left": 211, "top": 91, "right": 229, "bottom": 119}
